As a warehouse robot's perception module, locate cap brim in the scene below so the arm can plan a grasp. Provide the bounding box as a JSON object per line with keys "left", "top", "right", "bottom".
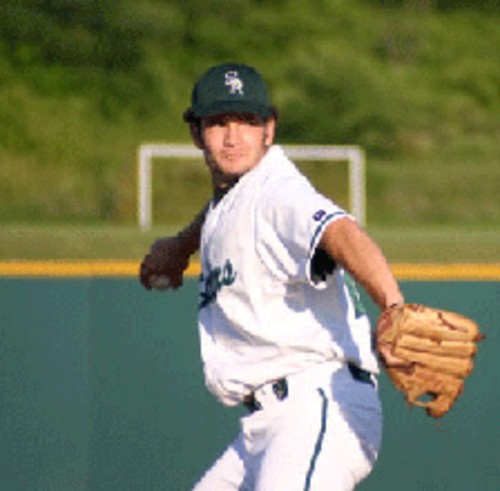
{"left": 193, "top": 100, "right": 273, "bottom": 119}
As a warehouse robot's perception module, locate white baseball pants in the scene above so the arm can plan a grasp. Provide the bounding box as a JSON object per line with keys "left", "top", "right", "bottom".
{"left": 192, "top": 360, "right": 382, "bottom": 491}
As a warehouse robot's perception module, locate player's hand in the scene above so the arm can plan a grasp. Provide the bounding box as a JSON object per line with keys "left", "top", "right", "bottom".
{"left": 139, "top": 237, "right": 190, "bottom": 291}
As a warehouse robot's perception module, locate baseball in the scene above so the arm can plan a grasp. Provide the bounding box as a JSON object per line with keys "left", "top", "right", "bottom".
{"left": 150, "top": 275, "right": 172, "bottom": 291}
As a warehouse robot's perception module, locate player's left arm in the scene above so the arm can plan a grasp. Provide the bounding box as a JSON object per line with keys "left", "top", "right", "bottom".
{"left": 318, "top": 216, "right": 404, "bottom": 311}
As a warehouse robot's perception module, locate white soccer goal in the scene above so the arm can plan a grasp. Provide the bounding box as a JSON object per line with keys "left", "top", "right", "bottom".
{"left": 137, "top": 144, "right": 366, "bottom": 230}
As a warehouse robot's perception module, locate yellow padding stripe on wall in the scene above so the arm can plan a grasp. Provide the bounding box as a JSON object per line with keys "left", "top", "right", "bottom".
{"left": 0, "top": 261, "right": 201, "bottom": 278}
{"left": 0, "top": 261, "right": 500, "bottom": 280}
{"left": 391, "top": 263, "right": 500, "bottom": 281}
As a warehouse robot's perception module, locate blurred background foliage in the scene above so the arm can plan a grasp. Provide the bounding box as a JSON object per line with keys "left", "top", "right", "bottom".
{"left": 0, "top": 0, "right": 499, "bottom": 225}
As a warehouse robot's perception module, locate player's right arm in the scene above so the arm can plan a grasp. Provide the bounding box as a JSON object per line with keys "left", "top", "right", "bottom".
{"left": 139, "top": 204, "right": 207, "bottom": 291}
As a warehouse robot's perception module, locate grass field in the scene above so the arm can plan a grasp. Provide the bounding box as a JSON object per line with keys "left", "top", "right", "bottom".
{"left": 1, "top": 223, "right": 499, "bottom": 264}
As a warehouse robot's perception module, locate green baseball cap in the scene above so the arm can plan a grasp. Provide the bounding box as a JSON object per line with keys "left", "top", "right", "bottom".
{"left": 184, "top": 62, "right": 277, "bottom": 122}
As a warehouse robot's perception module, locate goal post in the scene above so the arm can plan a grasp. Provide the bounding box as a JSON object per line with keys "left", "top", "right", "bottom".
{"left": 137, "top": 144, "right": 366, "bottom": 230}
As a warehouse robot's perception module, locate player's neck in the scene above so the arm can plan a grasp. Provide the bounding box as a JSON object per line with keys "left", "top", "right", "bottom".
{"left": 212, "top": 179, "right": 239, "bottom": 206}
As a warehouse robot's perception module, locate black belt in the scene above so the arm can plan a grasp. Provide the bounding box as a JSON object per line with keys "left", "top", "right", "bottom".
{"left": 348, "top": 363, "right": 375, "bottom": 387}
{"left": 243, "top": 364, "right": 374, "bottom": 413}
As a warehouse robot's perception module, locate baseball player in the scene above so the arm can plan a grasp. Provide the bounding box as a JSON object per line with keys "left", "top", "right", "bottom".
{"left": 140, "top": 62, "right": 404, "bottom": 490}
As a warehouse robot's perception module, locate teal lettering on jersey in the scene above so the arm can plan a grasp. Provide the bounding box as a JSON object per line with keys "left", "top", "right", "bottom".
{"left": 199, "top": 260, "right": 237, "bottom": 309}
{"left": 344, "top": 273, "right": 367, "bottom": 319}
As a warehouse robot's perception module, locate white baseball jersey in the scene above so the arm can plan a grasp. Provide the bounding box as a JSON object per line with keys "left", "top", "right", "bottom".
{"left": 198, "top": 145, "right": 379, "bottom": 407}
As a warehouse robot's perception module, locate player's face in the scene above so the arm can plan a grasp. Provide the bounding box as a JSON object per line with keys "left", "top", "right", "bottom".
{"left": 197, "top": 112, "right": 275, "bottom": 188}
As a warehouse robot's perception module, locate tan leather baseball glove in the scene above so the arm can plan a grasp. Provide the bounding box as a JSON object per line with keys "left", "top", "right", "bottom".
{"left": 376, "top": 303, "right": 484, "bottom": 418}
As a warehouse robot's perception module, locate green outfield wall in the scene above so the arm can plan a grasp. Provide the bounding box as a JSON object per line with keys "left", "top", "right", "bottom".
{"left": 0, "top": 278, "right": 498, "bottom": 490}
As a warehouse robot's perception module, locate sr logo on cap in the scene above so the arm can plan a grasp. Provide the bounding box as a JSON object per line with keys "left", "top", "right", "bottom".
{"left": 225, "top": 71, "right": 244, "bottom": 95}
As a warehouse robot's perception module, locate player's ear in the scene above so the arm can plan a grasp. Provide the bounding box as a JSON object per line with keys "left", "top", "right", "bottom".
{"left": 189, "top": 122, "right": 205, "bottom": 149}
{"left": 263, "top": 117, "right": 276, "bottom": 146}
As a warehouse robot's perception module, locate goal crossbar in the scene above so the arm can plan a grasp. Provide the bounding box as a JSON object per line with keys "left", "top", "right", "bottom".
{"left": 138, "top": 144, "right": 366, "bottom": 229}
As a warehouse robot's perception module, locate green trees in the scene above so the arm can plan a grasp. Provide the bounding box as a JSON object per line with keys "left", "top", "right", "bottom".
{"left": 0, "top": 0, "right": 499, "bottom": 224}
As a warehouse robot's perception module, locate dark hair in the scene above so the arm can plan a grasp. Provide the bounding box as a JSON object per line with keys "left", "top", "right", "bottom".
{"left": 183, "top": 106, "right": 279, "bottom": 125}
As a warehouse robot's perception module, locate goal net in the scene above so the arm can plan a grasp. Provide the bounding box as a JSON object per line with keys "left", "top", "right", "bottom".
{"left": 137, "top": 144, "right": 366, "bottom": 229}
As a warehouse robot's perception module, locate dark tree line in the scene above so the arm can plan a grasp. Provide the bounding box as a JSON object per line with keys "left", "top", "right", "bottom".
{"left": 365, "top": 0, "right": 500, "bottom": 11}
{"left": 1, "top": 0, "right": 148, "bottom": 70}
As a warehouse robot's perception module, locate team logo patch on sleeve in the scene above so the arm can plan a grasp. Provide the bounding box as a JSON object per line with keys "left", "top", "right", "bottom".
{"left": 313, "top": 210, "right": 326, "bottom": 222}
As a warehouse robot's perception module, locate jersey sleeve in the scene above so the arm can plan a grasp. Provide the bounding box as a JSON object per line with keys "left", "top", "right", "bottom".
{"left": 256, "top": 175, "right": 350, "bottom": 287}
